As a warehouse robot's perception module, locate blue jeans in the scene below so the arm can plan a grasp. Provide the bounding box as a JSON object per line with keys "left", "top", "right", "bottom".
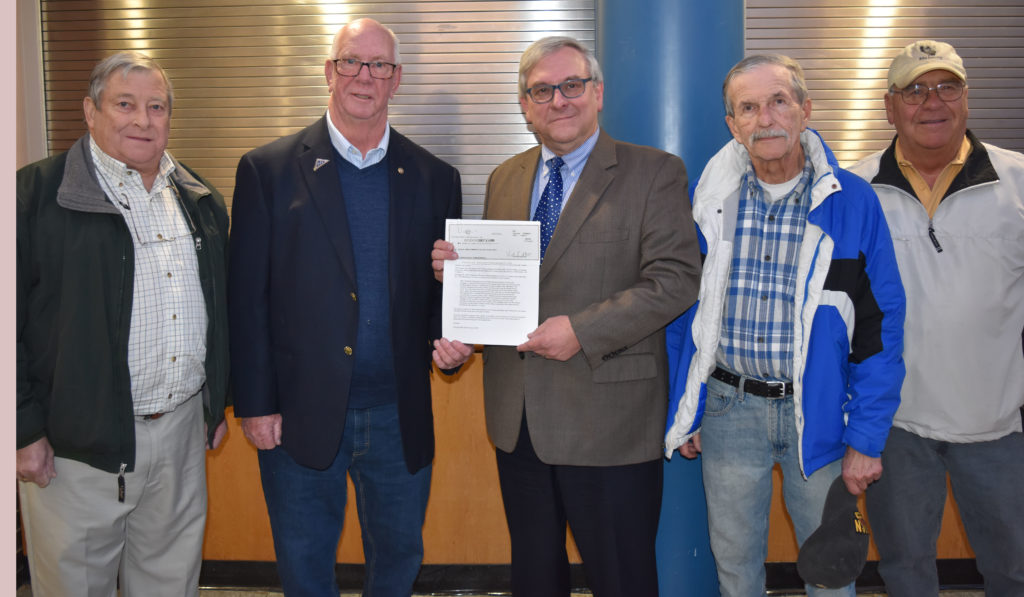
{"left": 699, "top": 375, "right": 854, "bottom": 597}
{"left": 258, "top": 402, "right": 432, "bottom": 597}
{"left": 867, "top": 427, "right": 1024, "bottom": 597}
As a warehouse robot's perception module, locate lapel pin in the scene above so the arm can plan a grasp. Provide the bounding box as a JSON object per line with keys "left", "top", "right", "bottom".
{"left": 313, "top": 158, "right": 330, "bottom": 171}
{"left": 397, "top": 167, "right": 404, "bottom": 175}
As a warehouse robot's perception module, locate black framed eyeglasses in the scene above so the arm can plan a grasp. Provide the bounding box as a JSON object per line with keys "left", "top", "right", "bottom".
{"left": 525, "top": 78, "right": 593, "bottom": 104}
{"left": 332, "top": 58, "right": 397, "bottom": 79}
{"left": 892, "top": 81, "right": 966, "bottom": 105}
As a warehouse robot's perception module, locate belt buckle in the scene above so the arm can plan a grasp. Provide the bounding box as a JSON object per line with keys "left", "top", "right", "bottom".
{"left": 765, "top": 381, "right": 786, "bottom": 398}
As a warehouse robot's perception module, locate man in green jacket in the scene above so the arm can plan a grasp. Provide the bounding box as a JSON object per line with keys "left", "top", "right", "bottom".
{"left": 16, "top": 52, "right": 229, "bottom": 597}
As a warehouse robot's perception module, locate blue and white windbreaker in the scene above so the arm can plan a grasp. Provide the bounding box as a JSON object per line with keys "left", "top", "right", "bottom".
{"left": 664, "top": 129, "right": 906, "bottom": 477}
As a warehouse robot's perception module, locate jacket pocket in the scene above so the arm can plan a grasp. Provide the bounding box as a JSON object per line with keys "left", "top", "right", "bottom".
{"left": 592, "top": 353, "right": 656, "bottom": 383}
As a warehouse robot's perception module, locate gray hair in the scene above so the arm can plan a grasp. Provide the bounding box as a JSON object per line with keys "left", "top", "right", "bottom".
{"left": 88, "top": 52, "right": 173, "bottom": 113}
{"left": 518, "top": 36, "right": 603, "bottom": 99}
{"left": 722, "top": 54, "right": 808, "bottom": 118}
{"left": 329, "top": 19, "right": 402, "bottom": 65}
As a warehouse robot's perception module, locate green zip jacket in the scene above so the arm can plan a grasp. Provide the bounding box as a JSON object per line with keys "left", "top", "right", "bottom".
{"left": 17, "top": 135, "right": 230, "bottom": 474}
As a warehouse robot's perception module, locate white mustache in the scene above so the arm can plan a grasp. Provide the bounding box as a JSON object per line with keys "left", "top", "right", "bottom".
{"left": 750, "top": 129, "right": 789, "bottom": 142}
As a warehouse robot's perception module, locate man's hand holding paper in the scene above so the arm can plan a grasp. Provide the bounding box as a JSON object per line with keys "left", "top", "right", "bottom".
{"left": 436, "top": 219, "right": 540, "bottom": 347}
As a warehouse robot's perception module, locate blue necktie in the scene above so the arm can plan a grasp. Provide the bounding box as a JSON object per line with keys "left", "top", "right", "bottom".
{"left": 534, "top": 156, "right": 565, "bottom": 259}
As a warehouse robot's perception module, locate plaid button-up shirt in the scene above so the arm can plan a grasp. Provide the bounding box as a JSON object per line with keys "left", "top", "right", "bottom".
{"left": 91, "top": 138, "right": 208, "bottom": 415}
{"left": 716, "top": 154, "right": 813, "bottom": 382}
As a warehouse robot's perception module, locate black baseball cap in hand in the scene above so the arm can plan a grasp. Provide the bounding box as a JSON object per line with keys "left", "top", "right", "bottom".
{"left": 797, "top": 475, "right": 870, "bottom": 588}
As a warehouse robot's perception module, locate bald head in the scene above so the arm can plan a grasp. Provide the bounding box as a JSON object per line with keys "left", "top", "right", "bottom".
{"left": 329, "top": 18, "right": 401, "bottom": 64}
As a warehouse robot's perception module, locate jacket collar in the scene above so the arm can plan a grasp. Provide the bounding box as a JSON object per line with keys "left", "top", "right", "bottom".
{"left": 297, "top": 116, "right": 356, "bottom": 285}
{"left": 538, "top": 129, "right": 616, "bottom": 280}
{"left": 294, "top": 116, "right": 416, "bottom": 289}
{"left": 56, "top": 134, "right": 212, "bottom": 214}
{"left": 694, "top": 128, "right": 840, "bottom": 222}
{"left": 871, "top": 129, "right": 998, "bottom": 200}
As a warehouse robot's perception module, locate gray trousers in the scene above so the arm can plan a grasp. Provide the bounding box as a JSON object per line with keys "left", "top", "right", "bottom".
{"left": 867, "top": 426, "right": 1024, "bottom": 596}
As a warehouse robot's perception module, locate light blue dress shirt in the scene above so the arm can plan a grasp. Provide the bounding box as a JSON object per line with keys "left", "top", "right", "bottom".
{"left": 529, "top": 127, "right": 601, "bottom": 219}
{"left": 325, "top": 109, "right": 390, "bottom": 169}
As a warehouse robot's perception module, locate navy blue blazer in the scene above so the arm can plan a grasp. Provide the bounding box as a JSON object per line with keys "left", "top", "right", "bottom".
{"left": 228, "top": 116, "right": 462, "bottom": 472}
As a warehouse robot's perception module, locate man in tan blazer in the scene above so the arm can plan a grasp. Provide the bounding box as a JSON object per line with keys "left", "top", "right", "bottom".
{"left": 432, "top": 36, "right": 701, "bottom": 596}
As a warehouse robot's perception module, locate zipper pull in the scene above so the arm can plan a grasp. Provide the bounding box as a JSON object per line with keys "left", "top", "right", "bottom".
{"left": 928, "top": 222, "right": 943, "bottom": 253}
{"left": 118, "top": 463, "right": 127, "bottom": 503}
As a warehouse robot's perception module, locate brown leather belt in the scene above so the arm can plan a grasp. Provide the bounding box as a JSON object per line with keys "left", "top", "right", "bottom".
{"left": 711, "top": 366, "right": 793, "bottom": 399}
{"left": 138, "top": 412, "right": 165, "bottom": 420}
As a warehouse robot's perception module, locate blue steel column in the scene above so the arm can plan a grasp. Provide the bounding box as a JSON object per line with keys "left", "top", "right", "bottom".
{"left": 595, "top": 1, "right": 743, "bottom": 594}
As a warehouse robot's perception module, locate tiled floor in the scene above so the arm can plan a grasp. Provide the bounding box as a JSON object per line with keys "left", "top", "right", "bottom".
{"left": 199, "top": 593, "right": 594, "bottom": 597}
{"left": 197, "top": 591, "right": 990, "bottom": 597}
{"left": 195, "top": 591, "right": 986, "bottom": 597}
{"left": 16, "top": 586, "right": 984, "bottom": 596}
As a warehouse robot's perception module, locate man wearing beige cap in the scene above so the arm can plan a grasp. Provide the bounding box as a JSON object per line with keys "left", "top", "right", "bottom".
{"left": 850, "top": 40, "right": 1024, "bottom": 596}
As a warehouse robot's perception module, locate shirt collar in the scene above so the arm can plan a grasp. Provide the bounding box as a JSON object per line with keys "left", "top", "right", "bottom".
{"left": 895, "top": 135, "right": 972, "bottom": 170}
{"left": 88, "top": 135, "right": 175, "bottom": 192}
{"left": 541, "top": 127, "right": 600, "bottom": 176}
{"left": 325, "top": 110, "right": 390, "bottom": 169}
{"left": 744, "top": 146, "right": 814, "bottom": 201}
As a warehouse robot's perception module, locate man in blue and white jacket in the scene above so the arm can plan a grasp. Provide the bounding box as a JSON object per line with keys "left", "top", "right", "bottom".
{"left": 664, "top": 54, "right": 906, "bottom": 597}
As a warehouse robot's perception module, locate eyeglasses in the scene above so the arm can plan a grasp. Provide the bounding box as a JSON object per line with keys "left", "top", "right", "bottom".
{"left": 332, "top": 58, "right": 397, "bottom": 79}
{"left": 892, "top": 81, "right": 966, "bottom": 105}
{"left": 117, "top": 183, "right": 198, "bottom": 247}
{"left": 525, "top": 78, "right": 593, "bottom": 104}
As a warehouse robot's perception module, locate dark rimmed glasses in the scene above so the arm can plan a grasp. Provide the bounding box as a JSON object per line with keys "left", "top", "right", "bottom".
{"left": 525, "top": 78, "right": 593, "bottom": 104}
{"left": 332, "top": 58, "right": 397, "bottom": 79}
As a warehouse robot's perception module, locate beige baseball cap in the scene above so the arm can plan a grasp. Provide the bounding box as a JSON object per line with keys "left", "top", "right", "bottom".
{"left": 887, "top": 40, "right": 967, "bottom": 89}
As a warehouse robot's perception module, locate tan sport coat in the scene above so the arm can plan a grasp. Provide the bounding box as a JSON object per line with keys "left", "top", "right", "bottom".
{"left": 482, "top": 130, "right": 701, "bottom": 466}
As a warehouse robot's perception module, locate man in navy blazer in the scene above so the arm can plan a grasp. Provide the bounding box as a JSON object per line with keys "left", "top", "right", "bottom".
{"left": 228, "top": 18, "right": 466, "bottom": 597}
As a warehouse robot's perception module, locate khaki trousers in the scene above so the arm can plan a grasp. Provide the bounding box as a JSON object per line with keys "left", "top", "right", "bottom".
{"left": 20, "top": 394, "right": 207, "bottom": 597}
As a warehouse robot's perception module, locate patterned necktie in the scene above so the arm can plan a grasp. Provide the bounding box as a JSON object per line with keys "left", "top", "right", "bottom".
{"left": 534, "top": 156, "right": 565, "bottom": 259}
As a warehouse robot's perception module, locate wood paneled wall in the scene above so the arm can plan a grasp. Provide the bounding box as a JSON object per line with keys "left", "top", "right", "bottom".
{"left": 38, "top": 0, "right": 597, "bottom": 218}
{"left": 744, "top": 0, "right": 1024, "bottom": 166}
{"left": 203, "top": 354, "right": 971, "bottom": 564}
{"left": 203, "top": 354, "right": 580, "bottom": 563}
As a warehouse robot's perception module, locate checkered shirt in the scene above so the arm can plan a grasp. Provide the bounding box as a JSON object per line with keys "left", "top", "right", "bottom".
{"left": 90, "top": 138, "right": 208, "bottom": 415}
{"left": 716, "top": 153, "right": 814, "bottom": 382}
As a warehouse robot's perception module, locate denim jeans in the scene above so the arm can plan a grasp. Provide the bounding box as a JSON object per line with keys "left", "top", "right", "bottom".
{"left": 867, "top": 427, "right": 1024, "bottom": 596}
{"left": 258, "top": 402, "right": 432, "bottom": 597}
{"left": 700, "top": 375, "right": 854, "bottom": 597}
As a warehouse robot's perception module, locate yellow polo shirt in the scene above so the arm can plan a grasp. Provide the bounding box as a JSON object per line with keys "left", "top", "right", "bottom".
{"left": 895, "top": 137, "right": 972, "bottom": 218}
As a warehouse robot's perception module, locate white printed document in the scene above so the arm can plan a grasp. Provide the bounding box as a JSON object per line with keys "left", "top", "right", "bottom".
{"left": 441, "top": 219, "right": 540, "bottom": 346}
